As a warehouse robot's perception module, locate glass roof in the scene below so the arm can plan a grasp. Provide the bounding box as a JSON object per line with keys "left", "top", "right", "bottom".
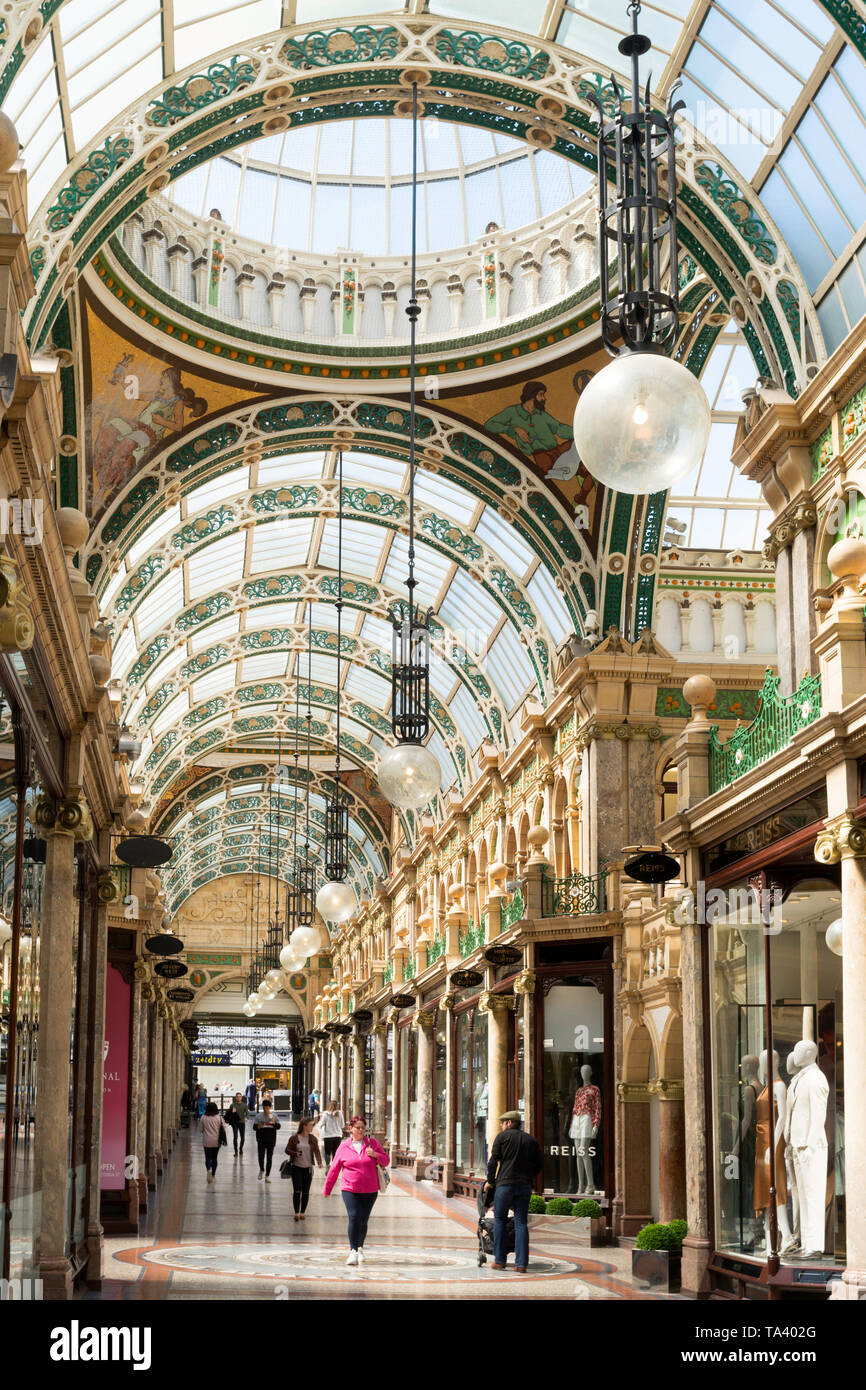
{"left": 168, "top": 121, "right": 587, "bottom": 255}
{"left": 663, "top": 323, "right": 772, "bottom": 552}
{"left": 101, "top": 448, "right": 566, "bottom": 809}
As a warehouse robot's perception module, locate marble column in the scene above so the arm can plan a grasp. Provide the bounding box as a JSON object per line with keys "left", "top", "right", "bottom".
{"left": 617, "top": 1083, "right": 653, "bottom": 1236}
{"left": 340, "top": 1038, "right": 350, "bottom": 1112}
{"left": 148, "top": 1001, "right": 164, "bottom": 1184}
{"left": 162, "top": 1017, "right": 173, "bottom": 1154}
{"left": 440, "top": 993, "right": 456, "bottom": 1195}
{"left": 329, "top": 1042, "right": 340, "bottom": 1109}
{"left": 514, "top": 967, "right": 536, "bottom": 1135}
{"left": 372, "top": 1024, "right": 387, "bottom": 1140}
{"left": 413, "top": 1011, "right": 435, "bottom": 1179}
{"left": 654, "top": 1080, "right": 686, "bottom": 1223}
{"left": 351, "top": 1035, "right": 365, "bottom": 1120}
{"left": 485, "top": 992, "right": 513, "bottom": 1131}
{"left": 816, "top": 814, "right": 866, "bottom": 1300}
{"left": 680, "top": 909, "right": 712, "bottom": 1292}
{"left": 34, "top": 818, "right": 78, "bottom": 1298}
{"left": 85, "top": 900, "right": 110, "bottom": 1285}
{"left": 135, "top": 983, "right": 152, "bottom": 1205}
{"left": 390, "top": 1015, "right": 403, "bottom": 1149}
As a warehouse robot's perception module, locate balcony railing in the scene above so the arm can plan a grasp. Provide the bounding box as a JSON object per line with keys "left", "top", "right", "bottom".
{"left": 383, "top": 962, "right": 393, "bottom": 985}
{"left": 500, "top": 886, "right": 524, "bottom": 930}
{"left": 425, "top": 934, "right": 445, "bottom": 968}
{"left": 708, "top": 668, "right": 821, "bottom": 793}
{"left": 543, "top": 870, "right": 606, "bottom": 916}
{"left": 459, "top": 918, "right": 485, "bottom": 957}
{"left": 402, "top": 957, "right": 416, "bottom": 982}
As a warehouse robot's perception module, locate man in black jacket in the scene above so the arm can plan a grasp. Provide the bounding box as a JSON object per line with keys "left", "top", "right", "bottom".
{"left": 484, "top": 1110, "right": 543, "bottom": 1274}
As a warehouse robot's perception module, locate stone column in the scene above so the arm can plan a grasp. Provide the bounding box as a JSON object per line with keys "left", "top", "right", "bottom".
{"left": 162, "top": 1016, "right": 173, "bottom": 1154}
{"left": 372, "top": 1024, "right": 387, "bottom": 1140}
{"left": 329, "top": 1041, "right": 340, "bottom": 1108}
{"left": 617, "top": 1083, "right": 653, "bottom": 1235}
{"left": 514, "top": 967, "right": 536, "bottom": 1135}
{"left": 484, "top": 992, "right": 513, "bottom": 1132}
{"left": 413, "top": 1010, "right": 435, "bottom": 1179}
{"left": 33, "top": 800, "right": 84, "bottom": 1299}
{"left": 440, "top": 992, "right": 456, "bottom": 1196}
{"left": 148, "top": 1000, "right": 164, "bottom": 1184}
{"left": 86, "top": 899, "right": 110, "bottom": 1285}
{"left": 815, "top": 810, "right": 866, "bottom": 1300}
{"left": 390, "top": 1014, "right": 403, "bottom": 1149}
{"left": 135, "top": 979, "right": 151, "bottom": 1208}
{"left": 652, "top": 1079, "right": 686, "bottom": 1223}
{"left": 340, "top": 1038, "right": 351, "bottom": 1112}
{"left": 351, "top": 1034, "right": 365, "bottom": 1120}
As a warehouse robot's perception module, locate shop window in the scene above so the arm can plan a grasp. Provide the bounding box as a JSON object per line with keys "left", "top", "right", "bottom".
{"left": 455, "top": 1007, "right": 488, "bottom": 1171}
{"left": 541, "top": 978, "right": 606, "bottom": 1197}
{"left": 710, "top": 875, "right": 844, "bottom": 1266}
{"left": 434, "top": 1025, "right": 447, "bottom": 1160}
{"left": 661, "top": 763, "right": 679, "bottom": 822}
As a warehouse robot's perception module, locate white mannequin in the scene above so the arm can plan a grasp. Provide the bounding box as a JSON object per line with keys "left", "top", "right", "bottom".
{"left": 782, "top": 1050, "right": 801, "bottom": 1250}
{"left": 569, "top": 1063, "right": 600, "bottom": 1194}
{"left": 756, "top": 1050, "right": 795, "bottom": 1253}
{"left": 783, "top": 1039, "right": 829, "bottom": 1259}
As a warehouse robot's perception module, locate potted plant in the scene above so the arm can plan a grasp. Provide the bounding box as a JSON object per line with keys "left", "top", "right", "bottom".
{"left": 527, "top": 1192, "right": 547, "bottom": 1226}
{"left": 572, "top": 1197, "right": 606, "bottom": 1247}
{"left": 631, "top": 1220, "right": 686, "bottom": 1291}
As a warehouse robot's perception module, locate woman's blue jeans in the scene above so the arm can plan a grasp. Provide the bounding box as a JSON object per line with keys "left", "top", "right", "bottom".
{"left": 342, "top": 1190, "right": 378, "bottom": 1249}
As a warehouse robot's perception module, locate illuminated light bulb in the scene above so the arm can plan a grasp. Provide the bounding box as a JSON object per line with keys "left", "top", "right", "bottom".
{"left": 265, "top": 968, "right": 282, "bottom": 988}
{"left": 825, "top": 917, "right": 843, "bottom": 956}
{"left": 377, "top": 742, "right": 441, "bottom": 810}
{"left": 280, "top": 941, "right": 305, "bottom": 972}
{"left": 316, "top": 878, "right": 357, "bottom": 925}
{"left": 258, "top": 980, "right": 275, "bottom": 999}
{"left": 248, "top": 992, "right": 261, "bottom": 1007}
{"left": 573, "top": 351, "right": 711, "bottom": 496}
{"left": 290, "top": 924, "right": 322, "bottom": 958}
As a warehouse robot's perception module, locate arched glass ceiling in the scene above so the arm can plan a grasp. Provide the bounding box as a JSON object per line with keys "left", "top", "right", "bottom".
{"left": 168, "top": 120, "right": 588, "bottom": 255}
{"left": 663, "top": 323, "right": 772, "bottom": 553}
{"left": 100, "top": 448, "right": 572, "bottom": 804}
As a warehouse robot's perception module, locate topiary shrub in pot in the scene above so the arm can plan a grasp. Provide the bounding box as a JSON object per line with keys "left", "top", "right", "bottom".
{"left": 632, "top": 1221, "right": 685, "bottom": 1290}
{"left": 545, "top": 1197, "right": 575, "bottom": 1215}
{"left": 572, "top": 1197, "right": 606, "bottom": 1247}
{"left": 528, "top": 1194, "right": 547, "bottom": 1214}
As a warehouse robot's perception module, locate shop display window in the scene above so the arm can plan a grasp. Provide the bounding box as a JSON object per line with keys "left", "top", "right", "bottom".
{"left": 434, "top": 1025, "right": 447, "bottom": 1159}
{"left": 710, "top": 875, "right": 844, "bottom": 1265}
{"left": 540, "top": 977, "right": 606, "bottom": 1196}
{"left": 455, "top": 1006, "right": 488, "bottom": 1171}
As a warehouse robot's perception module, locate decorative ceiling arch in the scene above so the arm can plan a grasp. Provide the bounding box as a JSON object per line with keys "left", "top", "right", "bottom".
{"left": 10, "top": 13, "right": 816, "bottom": 397}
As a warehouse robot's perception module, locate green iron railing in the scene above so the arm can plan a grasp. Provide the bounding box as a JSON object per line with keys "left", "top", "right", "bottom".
{"left": 459, "top": 917, "right": 485, "bottom": 957}
{"left": 500, "top": 885, "right": 524, "bottom": 930}
{"left": 708, "top": 668, "right": 821, "bottom": 793}
{"left": 543, "top": 870, "right": 606, "bottom": 916}
{"left": 402, "top": 957, "right": 416, "bottom": 982}
{"left": 383, "top": 962, "right": 393, "bottom": 985}
{"left": 425, "top": 934, "right": 445, "bottom": 968}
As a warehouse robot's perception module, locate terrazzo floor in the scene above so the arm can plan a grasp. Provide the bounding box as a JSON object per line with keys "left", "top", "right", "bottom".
{"left": 96, "top": 1128, "right": 679, "bottom": 1301}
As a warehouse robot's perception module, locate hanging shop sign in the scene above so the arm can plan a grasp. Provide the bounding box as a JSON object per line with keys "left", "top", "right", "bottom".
{"left": 115, "top": 835, "right": 173, "bottom": 868}
{"left": 166, "top": 987, "right": 195, "bottom": 1003}
{"left": 623, "top": 850, "right": 680, "bottom": 884}
{"left": 154, "top": 959, "right": 188, "bottom": 979}
{"left": 483, "top": 944, "right": 522, "bottom": 967}
{"left": 450, "top": 969, "right": 484, "bottom": 989}
{"left": 351, "top": 1008, "right": 373, "bottom": 1022}
{"left": 145, "top": 933, "right": 184, "bottom": 956}
{"left": 389, "top": 993, "right": 416, "bottom": 1009}
{"left": 330, "top": 1022, "right": 352, "bottom": 1036}
{"left": 191, "top": 1050, "right": 231, "bottom": 1066}
{"left": 310, "top": 1028, "right": 329, "bottom": 1040}
{"left": 22, "top": 836, "right": 46, "bottom": 863}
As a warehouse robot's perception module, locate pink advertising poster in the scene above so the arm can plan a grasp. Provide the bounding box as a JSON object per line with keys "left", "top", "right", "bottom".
{"left": 101, "top": 963, "right": 130, "bottom": 1191}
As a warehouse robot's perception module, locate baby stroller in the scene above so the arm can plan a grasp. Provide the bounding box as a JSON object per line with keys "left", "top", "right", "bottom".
{"left": 476, "top": 1184, "right": 515, "bottom": 1267}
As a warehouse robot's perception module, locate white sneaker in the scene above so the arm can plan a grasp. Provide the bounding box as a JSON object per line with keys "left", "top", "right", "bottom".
{"left": 258, "top": 1170, "right": 264, "bottom": 1181}
{"left": 207, "top": 1173, "right": 213, "bottom": 1184}
{"left": 265, "top": 1176, "right": 271, "bottom": 1183}
{"left": 356, "top": 1250, "right": 365, "bottom": 1265}
{"left": 346, "top": 1251, "right": 358, "bottom": 1267}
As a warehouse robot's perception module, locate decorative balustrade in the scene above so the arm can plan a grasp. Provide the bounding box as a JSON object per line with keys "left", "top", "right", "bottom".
{"left": 110, "top": 863, "right": 132, "bottom": 901}
{"left": 500, "top": 886, "right": 524, "bottom": 930}
{"left": 459, "top": 918, "right": 485, "bottom": 957}
{"left": 543, "top": 870, "right": 606, "bottom": 917}
{"left": 402, "top": 958, "right": 416, "bottom": 982}
{"left": 425, "top": 934, "right": 445, "bottom": 969}
{"left": 708, "top": 668, "right": 821, "bottom": 793}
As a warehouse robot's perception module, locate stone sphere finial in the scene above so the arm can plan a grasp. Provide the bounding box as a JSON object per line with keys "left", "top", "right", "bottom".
{"left": 683, "top": 673, "right": 716, "bottom": 720}
{"left": 56, "top": 506, "right": 89, "bottom": 555}
{"left": 0, "top": 114, "right": 20, "bottom": 173}
{"left": 827, "top": 536, "right": 866, "bottom": 588}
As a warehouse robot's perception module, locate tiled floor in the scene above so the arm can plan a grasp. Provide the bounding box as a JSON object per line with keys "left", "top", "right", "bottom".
{"left": 98, "top": 1128, "right": 677, "bottom": 1300}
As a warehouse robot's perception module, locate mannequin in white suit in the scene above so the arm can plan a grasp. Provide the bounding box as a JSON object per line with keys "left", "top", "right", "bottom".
{"left": 783, "top": 1040, "right": 829, "bottom": 1259}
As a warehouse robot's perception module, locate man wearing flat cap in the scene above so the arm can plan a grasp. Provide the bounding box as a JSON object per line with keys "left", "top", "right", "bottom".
{"left": 484, "top": 1110, "right": 543, "bottom": 1274}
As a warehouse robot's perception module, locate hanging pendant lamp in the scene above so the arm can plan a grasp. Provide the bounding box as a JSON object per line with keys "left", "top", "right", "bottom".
{"left": 572, "top": 1, "right": 710, "bottom": 495}
{"left": 317, "top": 449, "right": 358, "bottom": 926}
{"left": 377, "top": 81, "right": 440, "bottom": 810}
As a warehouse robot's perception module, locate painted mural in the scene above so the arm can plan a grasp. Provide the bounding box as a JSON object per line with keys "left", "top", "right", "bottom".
{"left": 83, "top": 302, "right": 262, "bottom": 519}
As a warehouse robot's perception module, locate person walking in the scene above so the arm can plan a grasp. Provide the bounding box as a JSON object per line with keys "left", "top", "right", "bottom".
{"left": 286, "top": 1117, "right": 323, "bottom": 1221}
{"left": 195, "top": 1086, "right": 208, "bottom": 1123}
{"left": 253, "top": 1100, "right": 281, "bottom": 1182}
{"left": 322, "top": 1115, "right": 389, "bottom": 1266}
{"left": 200, "top": 1101, "right": 227, "bottom": 1184}
{"left": 245, "top": 1078, "right": 258, "bottom": 1112}
{"left": 226, "top": 1092, "right": 249, "bottom": 1156}
{"left": 308, "top": 1088, "right": 321, "bottom": 1119}
{"left": 316, "top": 1099, "right": 345, "bottom": 1165}
{"left": 484, "top": 1110, "right": 543, "bottom": 1274}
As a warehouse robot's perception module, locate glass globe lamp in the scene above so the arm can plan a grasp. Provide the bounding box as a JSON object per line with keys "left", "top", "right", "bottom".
{"left": 377, "top": 742, "right": 440, "bottom": 809}
{"left": 248, "top": 991, "right": 261, "bottom": 1007}
{"left": 825, "top": 917, "right": 843, "bottom": 956}
{"left": 573, "top": 351, "right": 711, "bottom": 495}
{"left": 316, "top": 878, "right": 357, "bottom": 924}
{"left": 242, "top": 1002, "right": 255, "bottom": 1018}
{"left": 265, "top": 968, "right": 282, "bottom": 988}
{"left": 291, "top": 924, "right": 321, "bottom": 958}
{"left": 279, "top": 941, "right": 305, "bottom": 972}
{"left": 258, "top": 980, "right": 275, "bottom": 1000}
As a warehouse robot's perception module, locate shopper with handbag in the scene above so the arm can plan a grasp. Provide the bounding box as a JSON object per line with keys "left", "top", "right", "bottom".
{"left": 316, "top": 1099, "right": 346, "bottom": 1164}
{"left": 200, "top": 1101, "right": 227, "bottom": 1184}
{"left": 225, "top": 1092, "right": 250, "bottom": 1156}
{"left": 322, "top": 1115, "right": 390, "bottom": 1266}
{"left": 284, "top": 1117, "right": 323, "bottom": 1220}
{"left": 252, "top": 1100, "right": 281, "bottom": 1183}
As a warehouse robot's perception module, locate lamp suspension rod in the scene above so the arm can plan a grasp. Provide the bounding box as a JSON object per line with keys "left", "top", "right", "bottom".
{"left": 406, "top": 79, "right": 420, "bottom": 617}
{"left": 305, "top": 596, "right": 312, "bottom": 855}
{"left": 335, "top": 448, "right": 343, "bottom": 784}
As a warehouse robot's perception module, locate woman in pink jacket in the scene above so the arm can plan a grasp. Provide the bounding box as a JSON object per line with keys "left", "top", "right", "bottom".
{"left": 322, "top": 1115, "right": 390, "bottom": 1266}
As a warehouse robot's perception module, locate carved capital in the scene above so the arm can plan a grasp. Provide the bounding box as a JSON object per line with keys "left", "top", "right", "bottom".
{"left": 35, "top": 794, "right": 93, "bottom": 840}
{"left": 814, "top": 812, "right": 866, "bottom": 863}
{"left": 617, "top": 1082, "right": 650, "bottom": 1103}
{"left": 98, "top": 871, "right": 119, "bottom": 903}
{"left": 133, "top": 957, "right": 150, "bottom": 985}
{"left": 414, "top": 1008, "right": 436, "bottom": 1029}
{"left": 439, "top": 991, "right": 456, "bottom": 1012}
{"left": 513, "top": 969, "right": 536, "bottom": 996}
{"left": 647, "top": 1077, "right": 685, "bottom": 1102}
{"left": 371, "top": 1022, "right": 387, "bottom": 1037}
{"left": 479, "top": 990, "right": 514, "bottom": 1014}
{"left": 762, "top": 499, "right": 817, "bottom": 560}
{"left": 0, "top": 555, "right": 35, "bottom": 653}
